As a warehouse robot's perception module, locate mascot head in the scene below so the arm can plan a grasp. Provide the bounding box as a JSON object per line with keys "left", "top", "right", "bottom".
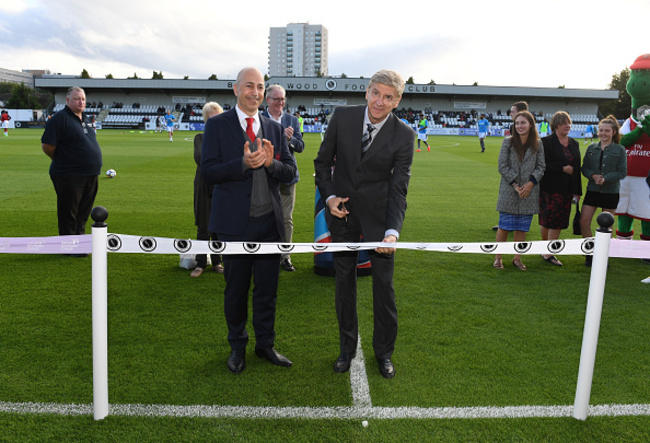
{"left": 627, "top": 54, "right": 650, "bottom": 118}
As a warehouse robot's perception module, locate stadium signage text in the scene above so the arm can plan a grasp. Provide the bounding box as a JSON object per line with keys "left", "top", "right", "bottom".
{"left": 405, "top": 85, "right": 436, "bottom": 93}
{"left": 172, "top": 96, "right": 206, "bottom": 104}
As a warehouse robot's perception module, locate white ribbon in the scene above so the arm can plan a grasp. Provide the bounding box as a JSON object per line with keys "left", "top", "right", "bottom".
{"left": 2, "top": 234, "right": 649, "bottom": 258}
{"left": 106, "top": 234, "right": 597, "bottom": 256}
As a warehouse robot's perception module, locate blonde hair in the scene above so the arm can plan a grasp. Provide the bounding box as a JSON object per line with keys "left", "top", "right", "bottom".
{"left": 202, "top": 102, "right": 223, "bottom": 122}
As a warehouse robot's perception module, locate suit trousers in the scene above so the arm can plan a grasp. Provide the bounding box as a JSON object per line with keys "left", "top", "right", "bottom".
{"left": 219, "top": 211, "right": 281, "bottom": 350}
{"left": 331, "top": 216, "right": 398, "bottom": 360}
{"left": 50, "top": 175, "right": 98, "bottom": 236}
{"left": 279, "top": 182, "right": 296, "bottom": 261}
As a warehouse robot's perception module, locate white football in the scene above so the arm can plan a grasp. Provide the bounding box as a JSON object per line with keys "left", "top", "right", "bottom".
{"left": 106, "top": 169, "right": 117, "bottom": 178}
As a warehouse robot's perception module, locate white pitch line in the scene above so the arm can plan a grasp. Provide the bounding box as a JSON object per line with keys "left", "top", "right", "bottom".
{"left": 350, "top": 335, "right": 372, "bottom": 408}
{"left": 2, "top": 401, "right": 650, "bottom": 420}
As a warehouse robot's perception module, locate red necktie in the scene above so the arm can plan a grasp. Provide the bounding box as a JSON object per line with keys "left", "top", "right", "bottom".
{"left": 245, "top": 117, "right": 256, "bottom": 142}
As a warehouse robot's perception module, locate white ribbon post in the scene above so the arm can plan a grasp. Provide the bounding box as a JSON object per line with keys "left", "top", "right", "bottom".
{"left": 91, "top": 209, "right": 109, "bottom": 420}
{"left": 573, "top": 213, "right": 615, "bottom": 421}
{"left": 6, "top": 206, "right": 649, "bottom": 421}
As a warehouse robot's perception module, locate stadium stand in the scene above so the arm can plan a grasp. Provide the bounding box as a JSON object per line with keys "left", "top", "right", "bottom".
{"left": 49, "top": 102, "right": 600, "bottom": 133}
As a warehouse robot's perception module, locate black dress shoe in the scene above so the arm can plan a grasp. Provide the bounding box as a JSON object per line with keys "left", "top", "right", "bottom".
{"left": 227, "top": 349, "right": 246, "bottom": 374}
{"left": 255, "top": 346, "right": 292, "bottom": 367}
{"left": 334, "top": 351, "right": 356, "bottom": 373}
{"left": 281, "top": 258, "right": 296, "bottom": 272}
{"left": 377, "top": 358, "right": 395, "bottom": 379}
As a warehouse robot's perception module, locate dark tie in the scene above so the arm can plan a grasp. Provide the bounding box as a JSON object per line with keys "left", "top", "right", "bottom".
{"left": 361, "top": 123, "right": 375, "bottom": 155}
{"left": 246, "top": 117, "right": 256, "bottom": 142}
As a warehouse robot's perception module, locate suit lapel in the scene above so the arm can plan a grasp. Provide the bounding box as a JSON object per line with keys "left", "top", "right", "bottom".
{"left": 348, "top": 107, "right": 365, "bottom": 165}
{"left": 225, "top": 109, "right": 245, "bottom": 148}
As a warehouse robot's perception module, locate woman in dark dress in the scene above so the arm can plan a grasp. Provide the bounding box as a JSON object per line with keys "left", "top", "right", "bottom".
{"left": 191, "top": 102, "right": 223, "bottom": 277}
{"left": 538, "top": 111, "right": 582, "bottom": 267}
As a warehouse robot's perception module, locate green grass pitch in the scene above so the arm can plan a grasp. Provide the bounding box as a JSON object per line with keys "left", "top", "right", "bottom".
{"left": 1, "top": 129, "right": 649, "bottom": 441}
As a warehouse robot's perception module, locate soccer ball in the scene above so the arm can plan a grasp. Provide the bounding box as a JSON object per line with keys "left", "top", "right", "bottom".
{"left": 106, "top": 169, "right": 117, "bottom": 178}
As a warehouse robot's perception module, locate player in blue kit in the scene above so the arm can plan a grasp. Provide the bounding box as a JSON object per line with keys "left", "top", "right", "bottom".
{"left": 164, "top": 110, "right": 176, "bottom": 142}
{"left": 477, "top": 114, "right": 489, "bottom": 152}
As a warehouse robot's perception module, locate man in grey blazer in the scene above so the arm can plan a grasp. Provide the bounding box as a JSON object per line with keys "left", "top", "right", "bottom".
{"left": 314, "top": 70, "right": 415, "bottom": 378}
{"left": 262, "top": 84, "right": 305, "bottom": 272}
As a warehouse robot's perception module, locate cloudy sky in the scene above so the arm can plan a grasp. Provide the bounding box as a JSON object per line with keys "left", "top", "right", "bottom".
{"left": 1, "top": 0, "right": 647, "bottom": 90}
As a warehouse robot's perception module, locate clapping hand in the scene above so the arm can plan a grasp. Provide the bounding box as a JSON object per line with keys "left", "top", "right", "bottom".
{"left": 244, "top": 138, "right": 275, "bottom": 169}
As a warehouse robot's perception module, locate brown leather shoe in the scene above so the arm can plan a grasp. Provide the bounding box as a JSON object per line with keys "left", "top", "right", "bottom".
{"left": 190, "top": 267, "right": 205, "bottom": 278}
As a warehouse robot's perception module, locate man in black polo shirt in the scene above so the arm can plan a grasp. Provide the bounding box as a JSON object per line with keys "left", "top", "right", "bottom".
{"left": 42, "top": 87, "right": 103, "bottom": 240}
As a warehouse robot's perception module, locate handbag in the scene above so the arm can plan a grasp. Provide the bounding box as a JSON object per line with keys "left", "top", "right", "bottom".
{"left": 179, "top": 253, "right": 197, "bottom": 270}
{"left": 572, "top": 200, "right": 582, "bottom": 236}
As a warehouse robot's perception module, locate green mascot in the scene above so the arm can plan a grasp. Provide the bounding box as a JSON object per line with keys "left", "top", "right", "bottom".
{"left": 616, "top": 54, "right": 650, "bottom": 254}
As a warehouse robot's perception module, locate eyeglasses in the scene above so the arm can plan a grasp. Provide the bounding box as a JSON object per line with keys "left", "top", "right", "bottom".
{"left": 268, "top": 97, "right": 286, "bottom": 102}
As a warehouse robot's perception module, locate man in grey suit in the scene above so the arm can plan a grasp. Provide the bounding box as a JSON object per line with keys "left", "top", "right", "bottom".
{"left": 314, "top": 70, "right": 415, "bottom": 379}
{"left": 262, "top": 84, "right": 305, "bottom": 272}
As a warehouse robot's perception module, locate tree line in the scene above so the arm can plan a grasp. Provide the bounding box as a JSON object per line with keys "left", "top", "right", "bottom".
{"left": 0, "top": 68, "right": 633, "bottom": 115}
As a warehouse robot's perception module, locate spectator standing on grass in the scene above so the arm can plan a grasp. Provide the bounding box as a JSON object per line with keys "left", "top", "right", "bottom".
{"left": 493, "top": 110, "right": 545, "bottom": 271}
{"left": 41, "top": 87, "right": 103, "bottom": 247}
{"left": 201, "top": 67, "right": 296, "bottom": 374}
{"left": 314, "top": 69, "right": 415, "bottom": 379}
{"left": 580, "top": 116, "right": 627, "bottom": 267}
{"left": 477, "top": 113, "right": 489, "bottom": 152}
{"left": 191, "top": 102, "right": 225, "bottom": 278}
{"left": 493, "top": 101, "right": 530, "bottom": 231}
{"left": 538, "top": 111, "right": 582, "bottom": 267}
{"left": 509, "top": 101, "right": 529, "bottom": 134}
{"left": 262, "top": 84, "right": 305, "bottom": 273}
{"left": 321, "top": 116, "right": 329, "bottom": 141}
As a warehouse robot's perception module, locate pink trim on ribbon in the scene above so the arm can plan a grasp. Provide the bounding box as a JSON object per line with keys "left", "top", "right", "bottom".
{"left": 0, "top": 235, "right": 92, "bottom": 254}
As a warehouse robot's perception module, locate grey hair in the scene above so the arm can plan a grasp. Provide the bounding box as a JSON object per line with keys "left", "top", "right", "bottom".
{"left": 369, "top": 70, "right": 405, "bottom": 97}
{"left": 266, "top": 84, "right": 286, "bottom": 98}
{"left": 67, "top": 86, "right": 85, "bottom": 97}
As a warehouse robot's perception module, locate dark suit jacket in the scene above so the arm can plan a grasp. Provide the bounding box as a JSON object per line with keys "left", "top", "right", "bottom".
{"left": 261, "top": 109, "right": 304, "bottom": 185}
{"left": 540, "top": 133, "right": 582, "bottom": 195}
{"left": 314, "top": 105, "right": 415, "bottom": 241}
{"left": 200, "top": 108, "right": 296, "bottom": 240}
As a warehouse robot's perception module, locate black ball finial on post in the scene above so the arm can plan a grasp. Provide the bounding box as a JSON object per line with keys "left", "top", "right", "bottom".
{"left": 596, "top": 212, "right": 615, "bottom": 233}
{"left": 91, "top": 206, "right": 109, "bottom": 227}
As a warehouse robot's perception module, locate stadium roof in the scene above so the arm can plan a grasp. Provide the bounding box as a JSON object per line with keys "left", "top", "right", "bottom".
{"left": 35, "top": 76, "right": 618, "bottom": 102}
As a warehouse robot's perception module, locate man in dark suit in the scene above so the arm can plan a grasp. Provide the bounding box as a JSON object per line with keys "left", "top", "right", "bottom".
{"left": 201, "top": 67, "right": 297, "bottom": 374}
{"left": 314, "top": 70, "right": 415, "bottom": 379}
{"left": 261, "top": 84, "right": 305, "bottom": 272}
